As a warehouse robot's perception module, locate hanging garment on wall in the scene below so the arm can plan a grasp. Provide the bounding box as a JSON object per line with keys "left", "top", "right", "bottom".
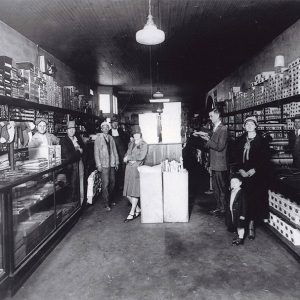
{"left": 0, "top": 122, "right": 9, "bottom": 143}
{"left": 7, "top": 121, "right": 15, "bottom": 143}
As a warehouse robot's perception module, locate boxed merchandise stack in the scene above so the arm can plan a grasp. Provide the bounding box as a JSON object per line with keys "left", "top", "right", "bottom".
{"left": 269, "top": 212, "right": 300, "bottom": 246}
{"left": 265, "top": 107, "right": 281, "bottom": 121}
{"left": 0, "top": 104, "right": 8, "bottom": 120}
{"left": 9, "top": 107, "right": 35, "bottom": 122}
{"left": 288, "top": 57, "right": 300, "bottom": 96}
{"left": 254, "top": 71, "right": 275, "bottom": 85}
{"left": 11, "top": 67, "right": 23, "bottom": 98}
{"left": 54, "top": 82, "right": 63, "bottom": 108}
{"left": 38, "top": 75, "right": 47, "bottom": 104}
{"left": 45, "top": 75, "right": 55, "bottom": 106}
{"left": 246, "top": 89, "right": 254, "bottom": 108}
{"left": 286, "top": 101, "right": 300, "bottom": 118}
{"left": 17, "top": 62, "right": 39, "bottom": 102}
{"left": 268, "top": 73, "right": 284, "bottom": 101}
{"left": 63, "top": 86, "right": 77, "bottom": 110}
{"left": 268, "top": 190, "right": 300, "bottom": 227}
{"left": 48, "top": 111, "right": 54, "bottom": 133}
{"left": 0, "top": 56, "right": 13, "bottom": 97}
{"left": 253, "top": 85, "right": 265, "bottom": 105}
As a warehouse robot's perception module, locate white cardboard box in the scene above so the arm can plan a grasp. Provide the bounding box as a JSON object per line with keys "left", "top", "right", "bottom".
{"left": 139, "top": 165, "right": 163, "bottom": 223}
{"left": 163, "top": 171, "right": 189, "bottom": 222}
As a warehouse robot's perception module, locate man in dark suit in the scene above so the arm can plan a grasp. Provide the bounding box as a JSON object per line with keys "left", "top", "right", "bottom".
{"left": 201, "top": 108, "right": 229, "bottom": 216}
{"left": 109, "top": 116, "right": 128, "bottom": 193}
{"left": 60, "top": 121, "right": 85, "bottom": 204}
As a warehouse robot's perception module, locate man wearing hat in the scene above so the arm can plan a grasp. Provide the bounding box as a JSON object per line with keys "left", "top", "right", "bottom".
{"left": 28, "top": 117, "right": 59, "bottom": 157}
{"left": 94, "top": 121, "right": 119, "bottom": 211}
{"left": 109, "top": 116, "right": 128, "bottom": 192}
{"left": 60, "top": 121, "right": 83, "bottom": 161}
{"left": 60, "top": 120, "right": 85, "bottom": 203}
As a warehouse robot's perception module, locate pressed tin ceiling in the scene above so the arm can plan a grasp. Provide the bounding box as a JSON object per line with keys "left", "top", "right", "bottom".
{"left": 0, "top": 0, "right": 299, "bottom": 106}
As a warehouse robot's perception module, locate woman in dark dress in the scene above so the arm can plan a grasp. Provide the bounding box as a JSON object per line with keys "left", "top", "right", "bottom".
{"left": 235, "top": 116, "right": 270, "bottom": 240}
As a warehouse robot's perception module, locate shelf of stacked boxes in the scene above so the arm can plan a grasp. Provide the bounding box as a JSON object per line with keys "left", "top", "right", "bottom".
{"left": 223, "top": 56, "right": 300, "bottom": 114}
{"left": 0, "top": 56, "right": 90, "bottom": 112}
{"left": 268, "top": 190, "right": 300, "bottom": 246}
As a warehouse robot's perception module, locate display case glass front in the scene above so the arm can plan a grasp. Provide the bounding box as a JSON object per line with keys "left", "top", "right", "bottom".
{"left": 12, "top": 171, "right": 55, "bottom": 268}
{"left": 0, "top": 159, "right": 81, "bottom": 289}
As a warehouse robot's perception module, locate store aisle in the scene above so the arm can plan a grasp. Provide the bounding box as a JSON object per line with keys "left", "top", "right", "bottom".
{"left": 10, "top": 192, "right": 300, "bottom": 300}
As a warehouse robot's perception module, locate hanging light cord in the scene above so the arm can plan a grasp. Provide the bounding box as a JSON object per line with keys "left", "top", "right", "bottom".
{"left": 150, "top": 46, "right": 153, "bottom": 96}
{"left": 148, "top": 0, "right": 151, "bottom": 16}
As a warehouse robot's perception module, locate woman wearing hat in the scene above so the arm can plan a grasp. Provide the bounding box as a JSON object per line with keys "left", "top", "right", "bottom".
{"left": 123, "top": 126, "right": 148, "bottom": 222}
{"left": 235, "top": 116, "right": 270, "bottom": 240}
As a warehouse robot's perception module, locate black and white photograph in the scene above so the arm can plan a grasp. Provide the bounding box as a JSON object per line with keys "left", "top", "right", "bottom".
{"left": 0, "top": 0, "right": 300, "bottom": 299}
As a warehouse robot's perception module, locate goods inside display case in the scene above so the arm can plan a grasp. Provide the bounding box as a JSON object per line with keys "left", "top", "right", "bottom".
{"left": 12, "top": 173, "right": 55, "bottom": 267}
{"left": 0, "top": 159, "right": 81, "bottom": 278}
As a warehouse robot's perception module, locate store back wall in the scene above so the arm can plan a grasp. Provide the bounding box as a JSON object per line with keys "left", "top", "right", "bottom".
{"left": 207, "top": 19, "right": 300, "bottom": 102}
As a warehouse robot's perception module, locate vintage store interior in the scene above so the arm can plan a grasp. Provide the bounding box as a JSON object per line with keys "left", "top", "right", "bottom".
{"left": 0, "top": 0, "right": 300, "bottom": 299}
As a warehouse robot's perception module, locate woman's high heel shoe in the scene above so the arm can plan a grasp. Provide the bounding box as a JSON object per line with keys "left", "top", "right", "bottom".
{"left": 124, "top": 214, "right": 135, "bottom": 223}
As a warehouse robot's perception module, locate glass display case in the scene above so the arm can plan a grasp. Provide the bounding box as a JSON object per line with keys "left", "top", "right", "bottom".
{"left": 0, "top": 159, "right": 81, "bottom": 295}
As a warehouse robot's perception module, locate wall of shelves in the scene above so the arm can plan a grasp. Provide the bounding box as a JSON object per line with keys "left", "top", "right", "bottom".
{"left": 0, "top": 19, "right": 101, "bottom": 296}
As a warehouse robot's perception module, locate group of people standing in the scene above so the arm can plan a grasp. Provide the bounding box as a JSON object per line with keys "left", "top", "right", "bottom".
{"left": 195, "top": 108, "right": 271, "bottom": 246}
{"left": 94, "top": 119, "right": 148, "bottom": 222}
{"left": 27, "top": 115, "right": 148, "bottom": 223}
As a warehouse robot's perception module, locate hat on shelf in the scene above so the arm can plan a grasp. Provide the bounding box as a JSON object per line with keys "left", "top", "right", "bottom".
{"left": 292, "top": 114, "right": 300, "bottom": 120}
{"left": 243, "top": 116, "right": 258, "bottom": 126}
{"left": 100, "top": 121, "right": 111, "bottom": 129}
{"left": 35, "top": 117, "right": 48, "bottom": 126}
{"left": 67, "top": 120, "right": 76, "bottom": 129}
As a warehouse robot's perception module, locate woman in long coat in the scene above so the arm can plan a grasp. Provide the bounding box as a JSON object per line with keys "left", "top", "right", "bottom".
{"left": 123, "top": 127, "right": 148, "bottom": 222}
{"left": 235, "top": 116, "right": 270, "bottom": 240}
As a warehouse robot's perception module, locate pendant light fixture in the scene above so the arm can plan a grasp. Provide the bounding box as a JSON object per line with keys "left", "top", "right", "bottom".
{"left": 136, "top": 0, "right": 165, "bottom": 46}
{"left": 153, "top": 90, "right": 164, "bottom": 98}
